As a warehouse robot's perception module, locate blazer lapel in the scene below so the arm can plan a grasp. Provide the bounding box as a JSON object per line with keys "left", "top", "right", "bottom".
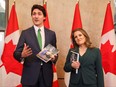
{"left": 80, "top": 48, "right": 90, "bottom": 65}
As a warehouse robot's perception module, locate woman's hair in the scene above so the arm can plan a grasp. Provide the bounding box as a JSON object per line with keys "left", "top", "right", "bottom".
{"left": 71, "top": 28, "right": 94, "bottom": 48}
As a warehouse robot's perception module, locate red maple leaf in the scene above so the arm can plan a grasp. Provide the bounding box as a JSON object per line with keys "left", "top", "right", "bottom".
{"left": 100, "top": 40, "right": 116, "bottom": 75}
{"left": 1, "top": 40, "right": 23, "bottom": 75}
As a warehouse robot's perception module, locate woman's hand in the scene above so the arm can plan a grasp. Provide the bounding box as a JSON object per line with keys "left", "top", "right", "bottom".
{"left": 71, "top": 61, "right": 80, "bottom": 69}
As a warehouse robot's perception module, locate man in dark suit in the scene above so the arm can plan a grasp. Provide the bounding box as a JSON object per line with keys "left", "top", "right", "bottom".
{"left": 13, "top": 4, "right": 58, "bottom": 87}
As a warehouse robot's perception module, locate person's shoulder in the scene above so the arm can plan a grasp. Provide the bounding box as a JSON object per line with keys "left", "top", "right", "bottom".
{"left": 93, "top": 47, "right": 100, "bottom": 50}
{"left": 90, "top": 47, "right": 100, "bottom": 52}
{"left": 25, "top": 26, "right": 34, "bottom": 31}
{"left": 44, "top": 27, "right": 55, "bottom": 33}
{"left": 69, "top": 48, "right": 77, "bottom": 52}
{"left": 22, "top": 26, "right": 34, "bottom": 32}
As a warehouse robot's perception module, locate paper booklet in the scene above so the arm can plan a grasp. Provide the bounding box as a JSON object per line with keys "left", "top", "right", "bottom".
{"left": 70, "top": 51, "right": 79, "bottom": 74}
{"left": 36, "top": 44, "right": 59, "bottom": 63}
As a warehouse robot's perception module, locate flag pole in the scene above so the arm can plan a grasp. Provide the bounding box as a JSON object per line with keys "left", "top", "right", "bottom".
{"left": 77, "top": 0, "right": 80, "bottom": 3}
{"left": 14, "top": 0, "right": 15, "bottom": 3}
{"left": 108, "top": 1, "right": 111, "bottom": 3}
{"left": 13, "top": 0, "right": 15, "bottom": 5}
{"left": 43, "top": 0, "right": 47, "bottom": 5}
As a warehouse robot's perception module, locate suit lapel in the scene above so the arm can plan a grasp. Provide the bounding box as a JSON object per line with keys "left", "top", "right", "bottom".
{"left": 30, "top": 27, "right": 50, "bottom": 50}
{"left": 44, "top": 28, "right": 49, "bottom": 48}
{"left": 29, "top": 26, "right": 41, "bottom": 51}
{"left": 79, "top": 48, "right": 91, "bottom": 65}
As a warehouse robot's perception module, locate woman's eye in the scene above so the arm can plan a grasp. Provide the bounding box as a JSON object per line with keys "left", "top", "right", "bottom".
{"left": 74, "top": 36, "right": 77, "bottom": 39}
{"left": 79, "top": 34, "right": 82, "bottom": 37}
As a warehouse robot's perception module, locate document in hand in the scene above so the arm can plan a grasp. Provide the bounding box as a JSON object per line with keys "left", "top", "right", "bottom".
{"left": 70, "top": 51, "right": 79, "bottom": 74}
{"left": 36, "top": 44, "right": 59, "bottom": 63}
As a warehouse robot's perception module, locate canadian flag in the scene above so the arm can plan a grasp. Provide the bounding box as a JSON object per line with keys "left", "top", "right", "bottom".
{"left": 64, "top": 2, "right": 82, "bottom": 87}
{"left": 100, "top": 2, "right": 116, "bottom": 87}
{"left": 70, "top": 2, "right": 82, "bottom": 48}
{"left": 43, "top": 2, "right": 50, "bottom": 28}
{"left": 43, "top": 3, "right": 59, "bottom": 87}
{"left": 0, "top": 3, "right": 23, "bottom": 87}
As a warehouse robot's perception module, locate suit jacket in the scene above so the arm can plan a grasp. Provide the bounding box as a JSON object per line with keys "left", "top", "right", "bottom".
{"left": 64, "top": 47, "right": 104, "bottom": 87}
{"left": 13, "top": 26, "right": 57, "bottom": 86}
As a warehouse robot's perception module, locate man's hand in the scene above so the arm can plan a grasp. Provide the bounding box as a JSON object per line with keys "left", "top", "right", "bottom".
{"left": 50, "top": 54, "right": 57, "bottom": 62}
{"left": 21, "top": 43, "right": 32, "bottom": 58}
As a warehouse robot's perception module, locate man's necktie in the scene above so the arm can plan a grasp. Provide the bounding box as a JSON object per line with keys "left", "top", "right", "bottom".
{"left": 38, "top": 29, "right": 42, "bottom": 49}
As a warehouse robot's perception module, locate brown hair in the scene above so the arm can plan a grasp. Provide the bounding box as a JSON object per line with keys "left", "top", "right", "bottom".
{"left": 71, "top": 28, "right": 94, "bottom": 48}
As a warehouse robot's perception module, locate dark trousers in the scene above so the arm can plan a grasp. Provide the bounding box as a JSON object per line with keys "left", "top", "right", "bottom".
{"left": 22, "top": 66, "right": 47, "bottom": 87}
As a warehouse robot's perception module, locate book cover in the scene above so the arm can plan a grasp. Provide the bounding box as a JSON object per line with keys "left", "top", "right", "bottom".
{"left": 36, "top": 44, "right": 59, "bottom": 63}
{"left": 70, "top": 51, "right": 79, "bottom": 62}
{"left": 70, "top": 51, "right": 79, "bottom": 74}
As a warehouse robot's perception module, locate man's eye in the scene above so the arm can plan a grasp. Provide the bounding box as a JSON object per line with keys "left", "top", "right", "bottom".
{"left": 32, "top": 13, "right": 36, "bottom": 15}
{"left": 38, "top": 13, "right": 42, "bottom": 15}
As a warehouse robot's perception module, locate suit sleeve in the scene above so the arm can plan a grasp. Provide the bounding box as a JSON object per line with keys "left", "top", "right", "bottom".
{"left": 64, "top": 49, "right": 74, "bottom": 72}
{"left": 52, "top": 32, "right": 57, "bottom": 48}
{"left": 51, "top": 32, "right": 58, "bottom": 64}
{"left": 95, "top": 48, "right": 104, "bottom": 87}
{"left": 13, "top": 31, "right": 25, "bottom": 62}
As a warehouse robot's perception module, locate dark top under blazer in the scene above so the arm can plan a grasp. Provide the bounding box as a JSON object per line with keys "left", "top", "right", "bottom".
{"left": 64, "top": 47, "right": 104, "bottom": 87}
{"left": 13, "top": 26, "right": 57, "bottom": 86}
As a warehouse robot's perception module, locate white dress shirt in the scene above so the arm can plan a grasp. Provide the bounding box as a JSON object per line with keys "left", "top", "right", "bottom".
{"left": 34, "top": 25, "right": 45, "bottom": 50}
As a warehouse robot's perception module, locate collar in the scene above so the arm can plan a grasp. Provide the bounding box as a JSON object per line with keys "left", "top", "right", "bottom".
{"left": 34, "top": 25, "right": 44, "bottom": 32}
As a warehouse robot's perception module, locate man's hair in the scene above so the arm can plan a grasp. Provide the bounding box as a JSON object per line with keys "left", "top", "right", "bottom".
{"left": 31, "top": 4, "right": 46, "bottom": 17}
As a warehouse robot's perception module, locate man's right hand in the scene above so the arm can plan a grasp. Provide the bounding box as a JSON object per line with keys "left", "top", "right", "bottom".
{"left": 21, "top": 43, "right": 32, "bottom": 58}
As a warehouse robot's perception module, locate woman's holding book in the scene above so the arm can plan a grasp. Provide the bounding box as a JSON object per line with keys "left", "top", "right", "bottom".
{"left": 64, "top": 28, "right": 104, "bottom": 87}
